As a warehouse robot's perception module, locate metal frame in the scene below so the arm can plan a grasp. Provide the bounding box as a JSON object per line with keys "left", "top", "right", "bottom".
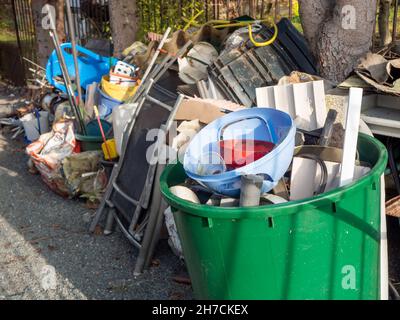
{"left": 90, "top": 93, "right": 184, "bottom": 275}
{"left": 89, "top": 29, "right": 191, "bottom": 273}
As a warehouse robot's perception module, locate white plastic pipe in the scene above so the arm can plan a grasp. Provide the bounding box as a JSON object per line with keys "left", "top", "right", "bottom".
{"left": 340, "top": 87, "right": 363, "bottom": 187}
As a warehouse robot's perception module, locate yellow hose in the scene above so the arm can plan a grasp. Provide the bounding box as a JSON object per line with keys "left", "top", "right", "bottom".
{"left": 248, "top": 22, "right": 278, "bottom": 47}
{"left": 208, "top": 19, "right": 279, "bottom": 47}
{"left": 182, "top": 16, "right": 279, "bottom": 48}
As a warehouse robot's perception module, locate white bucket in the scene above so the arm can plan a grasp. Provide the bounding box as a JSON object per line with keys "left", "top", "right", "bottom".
{"left": 21, "top": 111, "right": 50, "bottom": 142}
{"left": 112, "top": 103, "right": 138, "bottom": 155}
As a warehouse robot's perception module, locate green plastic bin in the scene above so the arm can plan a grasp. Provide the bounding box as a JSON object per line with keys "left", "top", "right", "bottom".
{"left": 160, "top": 134, "right": 388, "bottom": 300}
{"left": 76, "top": 120, "right": 113, "bottom": 152}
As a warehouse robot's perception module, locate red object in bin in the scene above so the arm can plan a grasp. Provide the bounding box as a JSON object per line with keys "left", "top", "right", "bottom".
{"left": 218, "top": 140, "right": 276, "bottom": 170}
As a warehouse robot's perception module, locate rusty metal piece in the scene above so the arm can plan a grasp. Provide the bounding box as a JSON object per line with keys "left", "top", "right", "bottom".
{"left": 172, "top": 276, "right": 192, "bottom": 285}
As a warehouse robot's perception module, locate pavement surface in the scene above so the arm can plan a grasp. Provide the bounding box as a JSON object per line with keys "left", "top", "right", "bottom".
{"left": 0, "top": 88, "right": 193, "bottom": 300}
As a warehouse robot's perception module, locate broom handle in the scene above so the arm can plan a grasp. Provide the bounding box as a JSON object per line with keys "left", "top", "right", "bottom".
{"left": 93, "top": 106, "right": 112, "bottom": 159}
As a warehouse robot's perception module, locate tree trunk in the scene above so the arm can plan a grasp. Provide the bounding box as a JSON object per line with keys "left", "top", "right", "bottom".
{"left": 56, "top": 0, "right": 66, "bottom": 43}
{"left": 299, "top": 0, "right": 377, "bottom": 83}
{"left": 109, "top": 0, "right": 137, "bottom": 58}
{"left": 378, "top": 0, "right": 392, "bottom": 46}
{"left": 32, "top": 0, "right": 53, "bottom": 67}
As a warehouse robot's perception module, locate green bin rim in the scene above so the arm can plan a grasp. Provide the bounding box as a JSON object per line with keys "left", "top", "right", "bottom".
{"left": 75, "top": 134, "right": 104, "bottom": 142}
{"left": 160, "top": 133, "right": 388, "bottom": 220}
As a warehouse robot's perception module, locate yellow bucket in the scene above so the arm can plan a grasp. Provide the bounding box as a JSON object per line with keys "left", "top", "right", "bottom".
{"left": 102, "top": 139, "right": 118, "bottom": 160}
{"left": 101, "top": 75, "right": 137, "bottom": 102}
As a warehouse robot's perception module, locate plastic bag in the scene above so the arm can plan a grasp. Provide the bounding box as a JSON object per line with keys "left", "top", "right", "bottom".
{"left": 62, "top": 151, "right": 107, "bottom": 200}
{"left": 26, "top": 120, "right": 76, "bottom": 197}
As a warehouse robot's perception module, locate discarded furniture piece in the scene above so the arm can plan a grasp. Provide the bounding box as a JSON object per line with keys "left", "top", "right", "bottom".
{"left": 89, "top": 67, "right": 186, "bottom": 275}
{"left": 209, "top": 18, "right": 317, "bottom": 107}
{"left": 130, "top": 28, "right": 172, "bottom": 103}
{"left": 89, "top": 26, "right": 190, "bottom": 252}
{"left": 160, "top": 134, "right": 388, "bottom": 300}
{"left": 88, "top": 34, "right": 192, "bottom": 275}
{"left": 105, "top": 91, "right": 182, "bottom": 275}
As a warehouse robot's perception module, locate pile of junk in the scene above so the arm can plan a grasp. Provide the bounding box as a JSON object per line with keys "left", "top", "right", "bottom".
{"left": 2, "top": 11, "right": 395, "bottom": 300}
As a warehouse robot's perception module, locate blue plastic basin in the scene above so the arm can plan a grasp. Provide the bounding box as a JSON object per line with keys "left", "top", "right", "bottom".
{"left": 183, "top": 108, "right": 296, "bottom": 197}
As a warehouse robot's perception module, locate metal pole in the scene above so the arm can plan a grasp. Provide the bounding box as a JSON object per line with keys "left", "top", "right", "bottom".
{"left": 239, "top": 175, "right": 263, "bottom": 207}
{"left": 65, "top": 0, "right": 84, "bottom": 109}
{"left": 130, "top": 27, "right": 171, "bottom": 103}
{"left": 319, "top": 109, "right": 338, "bottom": 147}
{"left": 11, "top": 0, "right": 25, "bottom": 83}
{"left": 49, "top": 30, "right": 86, "bottom": 134}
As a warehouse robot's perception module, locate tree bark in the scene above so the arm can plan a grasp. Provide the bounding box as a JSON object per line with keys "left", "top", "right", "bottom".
{"left": 298, "top": 0, "right": 336, "bottom": 55}
{"left": 56, "top": 0, "right": 66, "bottom": 43}
{"left": 299, "top": 0, "right": 377, "bottom": 83}
{"left": 378, "top": 0, "right": 392, "bottom": 46}
{"left": 109, "top": 0, "right": 138, "bottom": 58}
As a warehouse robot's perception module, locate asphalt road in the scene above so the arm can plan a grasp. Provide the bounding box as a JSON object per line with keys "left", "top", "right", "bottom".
{"left": 0, "top": 113, "right": 192, "bottom": 300}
